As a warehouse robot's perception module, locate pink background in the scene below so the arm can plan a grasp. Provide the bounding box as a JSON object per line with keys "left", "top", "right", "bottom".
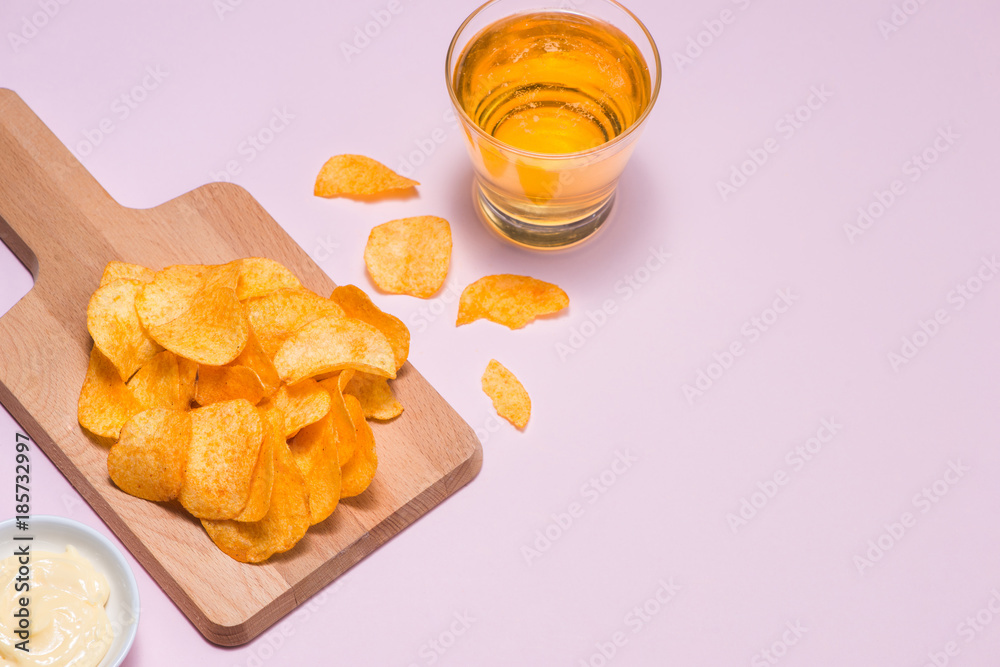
{"left": 2, "top": 0, "right": 1000, "bottom": 664}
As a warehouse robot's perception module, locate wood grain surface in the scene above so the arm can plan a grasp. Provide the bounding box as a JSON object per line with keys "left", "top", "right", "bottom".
{"left": 0, "top": 89, "right": 482, "bottom": 646}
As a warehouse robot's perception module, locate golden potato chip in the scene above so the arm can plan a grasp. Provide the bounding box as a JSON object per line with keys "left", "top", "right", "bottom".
{"left": 330, "top": 284, "right": 410, "bottom": 371}
{"left": 245, "top": 288, "right": 345, "bottom": 359}
{"left": 340, "top": 395, "right": 377, "bottom": 498}
{"left": 78, "top": 346, "right": 141, "bottom": 439}
{"left": 317, "top": 374, "right": 358, "bottom": 465}
{"left": 344, "top": 373, "right": 403, "bottom": 421}
{"left": 108, "top": 409, "right": 191, "bottom": 502}
{"left": 481, "top": 359, "right": 530, "bottom": 429}
{"left": 364, "top": 216, "right": 451, "bottom": 298}
{"left": 457, "top": 274, "right": 569, "bottom": 329}
{"left": 232, "top": 327, "right": 281, "bottom": 397}
{"left": 201, "top": 437, "right": 310, "bottom": 563}
{"left": 178, "top": 357, "right": 198, "bottom": 408}
{"left": 195, "top": 365, "right": 266, "bottom": 406}
{"left": 234, "top": 407, "right": 278, "bottom": 522}
{"left": 231, "top": 257, "right": 301, "bottom": 300}
{"left": 314, "top": 154, "right": 418, "bottom": 198}
{"left": 179, "top": 399, "right": 263, "bottom": 520}
{"left": 87, "top": 279, "right": 162, "bottom": 381}
{"left": 289, "top": 411, "right": 341, "bottom": 525}
{"left": 127, "top": 350, "right": 185, "bottom": 411}
{"left": 273, "top": 316, "right": 396, "bottom": 385}
{"left": 134, "top": 264, "right": 208, "bottom": 327}
{"left": 100, "top": 261, "right": 154, "bottom": 287}
{"left": 263, "top": 378, "right": 331, "bottom": 438}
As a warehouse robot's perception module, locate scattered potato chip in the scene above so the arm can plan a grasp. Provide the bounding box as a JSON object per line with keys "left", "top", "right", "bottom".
{"left": 179, "top": 400, "right": 263, "bottom": 520}
{"left": 202, "top": 437, "right": 310, "bottom": 563}
{"left": 231, "top": 258, "right": 302, "bottom": 300}
{"left": 195, "top": 365, "right": 266, "bottom": 406}
{"left": 345, "top": 373, "right": 403, "bottom": 421}
{"left": 100, "top": 261, "right": 154, "bottom": 287}
{"left": 481, "top": 359, "right": 530, "bottom": 429}
{"left": 331, "top": 285, "right": 410, "bottom": 371}
{"left": 314, "top": 154, "right": 418, "bottom": 198}
{"left": 364, "top": 216, "right": 451, "bottom": 298}
{"left": 78, "top": 346, "right": 141, "bottom": 439}
{"left": 274, "top": 316, "right": 396, "bottom": 385}
{"left": 289, "top": 411, "right": 342, "bottom": 525}
{"left": 108, "top": 409, "right": 191, "bottom": 502}
{"left": 234, "top": 407, "right": 279, "bottom": 523}
{"left": 87, "top": 279, "right": 162, "bottom": 382}
{"left": 127, "top": 350, "right": 185, "bottom": 411}
{"left": 457, "top": 274, "right": 569, "bottom": 329}
{"left": 340, "top": 395, "right": 378, "bottom": 498}
{"left": 245, "top": 288, "right": 346, "bottom": 359}
{"left": 263, "top": 378, "right": 331, "bottom": 438}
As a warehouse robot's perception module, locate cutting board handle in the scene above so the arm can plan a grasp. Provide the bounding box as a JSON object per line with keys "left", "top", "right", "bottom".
{"left": 0, "top": 88, "right": 121, "bottom": 288}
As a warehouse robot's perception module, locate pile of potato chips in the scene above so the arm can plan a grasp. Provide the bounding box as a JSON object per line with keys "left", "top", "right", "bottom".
{"left": 79, "top": 258, "right": 408, "bottom": 562}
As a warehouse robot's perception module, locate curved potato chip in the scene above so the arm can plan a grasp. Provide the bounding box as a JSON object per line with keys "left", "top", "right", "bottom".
{"left": 330, "top": 284, "right": 410, "bottom": 371}
{"left": 364, "top": 216, "right": 451, "bottom": 298}
{"left": 109, "top": 409, "right": 191, "bottom": 502}
{"left": 289, "top": 411, "right": 341, "bottom": 525}
{"left": 78, "top": 346, "right": 142, "bottom": 439}
{"left": 262, "top": 378, "right": 331, "bottom": 439}
{"left": 274, "top": 316, "right": 396, "bottom": 385}
{"left": 135, "top": 264, "right": 209, "bottom": 328}
{"left": 87, "top": 279, "right": 162, "bottom": 381}
{"left": 100, "top": 261, "right": 154, "bottom": 287}
{"left": 340, "top": 395, "right": 377, "bottom": 498}
{"left": 317, "top": 374, "right": 358, "bottom": 465}
{"left": 234, "top": 407, "right": 279, "bottom": 522}
{"left": 314, "top": 154, "right": 418, "bottom": 198}
{"left": 179, "top": 400, "right": 263, "bottom": 520}
{"left": 481, "top": 359, "right": 530, "bottom": 429}
{"left": 233, "top": 327, "right": 281, "bottom": 397}
{"left": 231, "top": 257, "right": 302, "bottom": 300}
{"left": 457, "top": 274, "right": 569, "bottom": 329}
{"left": 344, "top": 373, "right": 402, "bottom": 421}
{"left": 201, "top": 436, "right": 310, "bottom": 563}
{"left": 195, "top": 365, "right": 266, "bottom": 406}
{"left": 178, "top": 357, "right": 198, "bottom": 408}
{"left": 245, "top": 288, "right": 345, "bottom": 359}
{"left": 127, "top": 350, "right": 185, "bottom": 411}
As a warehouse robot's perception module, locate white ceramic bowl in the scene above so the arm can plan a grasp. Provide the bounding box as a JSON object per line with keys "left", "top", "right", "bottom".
{"left": 0, "top": 515, "right": 140, "bottom": 667}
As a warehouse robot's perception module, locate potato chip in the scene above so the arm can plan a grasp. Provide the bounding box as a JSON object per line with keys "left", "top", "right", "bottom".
{"left": 195, "top": 366, "right": 266, "bottom": 406}
{"left": 108, "top": 409, "right": 191, "bottom": 502}
{"left": 232, "top": 327, "right": 281, "bottom": 397}
{"left": 289, "top": 411, "right": 341, "bottom": 525}
{"left": 331, "top": 284, "right": 410, "bottom": 371}
{"left": 231, "top": 257, "right": 301, "bottom": 300}
{"left": 314, "top": 154, "right": 418, "bottom": 198}
{"left": 134, "top": 264, "right": 209, "bottom": 327}
{"left": 127, "top": 350, "right": 185, "bottom": 411}
{"left": 340, "top": 395, "right": 378, "bottom": 498}
{"left": 78, "top": 346, "right": 141, "bottom": 439}
{"left": 263, "top": 378, "right": 331, "bottom": 438}
{"left": 87, "top": 279, "right": 162, "bottom": 381}
{"left": 364, "top": 216, "right": 451, "bottom": 298}
{"left": 245, "top": 288, "right": 345, "bottom": 359}
{"left": 179, "top": 399, "right": 263, "bottom": 520}
{"left": 178, "top": 357, "right": 198, "bottom": 408}
{"left": 201, "top": 437, "right": 310, "bottom": 563}
{"left": 234, "top": 407, "right": 279, "bottom": 522}
{"left": 481, "top": 359, "right": 530, "bottom": 429}
{"left": 317, "top": 375, "right": 358, "bottom": 465}
{"left": 457, "top": 274, "right": 569, "bottom": 329}
{"left": 274, "top": 316, "right": 396, "bottom": 385}
{"left": 344, "top": 372, "right": 403, "bottom": 421}
{"left": 100, "top": 261, "right": 154, "bottom": 287}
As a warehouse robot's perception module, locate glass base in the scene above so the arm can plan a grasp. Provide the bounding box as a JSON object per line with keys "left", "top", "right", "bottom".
{"left": 474, "top": 188, "right": 617, "bottom": 249}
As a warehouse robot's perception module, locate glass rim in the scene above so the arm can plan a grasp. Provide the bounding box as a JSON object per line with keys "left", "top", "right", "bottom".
{"left": 445, "top": 0, "right": 662, "bottom": 161}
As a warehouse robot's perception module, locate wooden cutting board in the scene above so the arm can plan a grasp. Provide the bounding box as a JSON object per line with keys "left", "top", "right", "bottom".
{"left": 0, "top": 89, "right": 482, "bottom": 646}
